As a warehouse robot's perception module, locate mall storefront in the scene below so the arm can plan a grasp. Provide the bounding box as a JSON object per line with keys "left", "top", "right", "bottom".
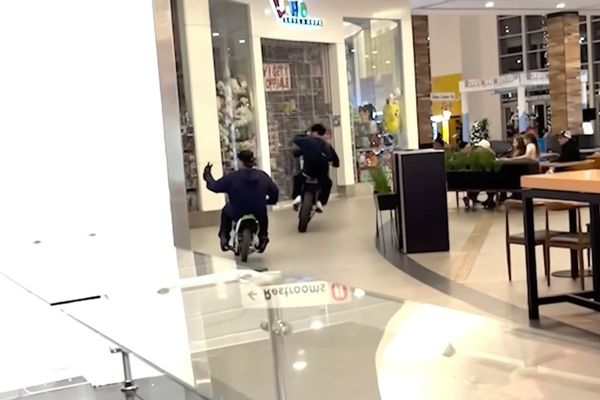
{"left": 173, "top": 0, "right": 419, "bottom": 226}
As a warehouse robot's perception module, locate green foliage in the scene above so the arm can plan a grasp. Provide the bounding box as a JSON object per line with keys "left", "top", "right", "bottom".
{"left": 445, "top": 148, "right": 501, "bottom": 173}
{"left": 369, "top": 165, "right": 391, "bottom": 194}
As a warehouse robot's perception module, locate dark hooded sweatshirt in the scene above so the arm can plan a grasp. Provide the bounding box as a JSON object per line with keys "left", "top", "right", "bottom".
{"left": 205, "top": 168, "right": 279, "bottom": 219}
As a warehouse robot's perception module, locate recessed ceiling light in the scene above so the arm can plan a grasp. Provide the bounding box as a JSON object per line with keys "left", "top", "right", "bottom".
{"left": 385, "top": 60, "right": 391, "bottom": 64}
{"left": 238, "top": 39, "right": 246, "bottom": 44}
{"left": 212, "top": 32, "right": 220, "bottom": 37}
{"left": 372, "top": 50, "right": 378, "bottom": 54}
{"left": 372, "top": 65, "right": 376, "bottom": 69}
{"left": 350, "top": 48, "right": 356, "bottom": 53}
{"left": 310, "top": 320, "right": 324, "bottom": 330}
{"left": 485, "top": 1, "right": 494, "bottom": 7}
{"left": 293, "top": 361, "right": 307, "bottom": 371}
{"left": 556, "top": 2, "right": 566, "bottom": 8}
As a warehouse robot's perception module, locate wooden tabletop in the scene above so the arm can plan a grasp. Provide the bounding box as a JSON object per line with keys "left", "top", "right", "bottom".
{"left": 522, "top": 170, "right": 600, "bottom": 194}
{"left": 539, "top": 159, "right": 595, "bottom": 171}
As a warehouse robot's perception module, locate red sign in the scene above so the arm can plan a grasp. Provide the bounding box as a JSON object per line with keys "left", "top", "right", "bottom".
{"left": 263, "top": 63, "right": 291, "bottom": 92}
{"left": 330, "top": 283, "right": 349, "bottom": 301}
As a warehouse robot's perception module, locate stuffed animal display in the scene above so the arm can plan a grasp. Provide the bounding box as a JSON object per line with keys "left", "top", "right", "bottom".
{"left": 216, "top": 75, "right": 255, "bottom": 170}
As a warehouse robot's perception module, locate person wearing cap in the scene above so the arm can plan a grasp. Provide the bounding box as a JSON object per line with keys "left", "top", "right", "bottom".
{"left": 557, "top": 130, "right": 581, "bottom": 163}
{"left": 291, "top": 123, "right": 340, "bottom": 213}
{"left": 203, "top": 150, "right": 279, "bottom": 252}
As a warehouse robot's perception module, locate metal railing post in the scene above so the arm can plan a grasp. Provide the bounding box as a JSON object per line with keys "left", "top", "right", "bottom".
{"left": 110, "top": 347, "right": 138, "bottom": 392}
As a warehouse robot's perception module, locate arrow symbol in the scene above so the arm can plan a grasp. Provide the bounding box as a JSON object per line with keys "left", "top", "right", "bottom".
{"left": 247, "top": 290, "right": 257, "bottom": 301}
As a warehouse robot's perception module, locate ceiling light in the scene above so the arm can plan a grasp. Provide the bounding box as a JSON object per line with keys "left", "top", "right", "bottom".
{"left": 212, "top": 32, "right": 220, "bottom": 37}
{"left": 293, "top": 361, "right": 307, "bottom": 371}
{"left": 310, "top": 320, "right": 324, "bottom": 330}
{"left": 516, "top": 58, "right": 522, "bottom": 64}
{"left": 427, "top": 36, "right": 430, "bottom": 41}
{"left": 350, "top": 48, "right": 356, "bottom": 53}
{"left": 365, "top": 54, "right": 369, "bottom": 58}
{"left": 485, "top": 1, "right": 494, "bottom": 7}
{"left": 372, "top": 65, "right": 376, "bottom": 69}
{"left": 372, "top": 50, "right": 378, "bottom": 55}
{"left": 556, "top": 2, "right": 566, "bottom": 8}
{"left": 385, "top": 60, "right": 391, "bottom": 64}
{"left": 238, "top": 39, "right": 246, "bottom": 44}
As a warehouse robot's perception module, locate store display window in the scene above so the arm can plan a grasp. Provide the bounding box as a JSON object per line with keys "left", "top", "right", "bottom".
{"left": 344, "top": 18, "right": 405, "bottom": 183}
{"left": 209, "top": 0, "right": 257, "bottom": 173}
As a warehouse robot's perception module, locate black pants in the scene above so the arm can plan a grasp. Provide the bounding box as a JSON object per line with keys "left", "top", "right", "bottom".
{"left": 219, "top": 204, "right": 269, "bottom": 240}
{"left": 292, "top": 172, "right": 333, "bottom": 205}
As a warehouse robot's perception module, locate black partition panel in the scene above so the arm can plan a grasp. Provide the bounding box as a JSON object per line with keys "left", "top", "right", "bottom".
{"left": 394, "top": 150, "right": 449, "bottom": 253}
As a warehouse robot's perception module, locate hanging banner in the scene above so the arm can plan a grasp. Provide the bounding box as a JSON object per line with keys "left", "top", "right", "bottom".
{"left": 263, "top": 63, "right": 291, "bottom": 92}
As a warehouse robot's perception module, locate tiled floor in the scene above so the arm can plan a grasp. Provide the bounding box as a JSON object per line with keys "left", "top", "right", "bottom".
{"left": 191, "top": 194, "right": 600, "bottom": 337}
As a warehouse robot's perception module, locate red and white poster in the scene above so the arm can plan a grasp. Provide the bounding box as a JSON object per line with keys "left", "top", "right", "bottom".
{"left": 263, "top": 63, "right": 291, "bottom": 92}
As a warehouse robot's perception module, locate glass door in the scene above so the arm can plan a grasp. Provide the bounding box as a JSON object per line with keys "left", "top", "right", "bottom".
{"left": 261, "top": 39, "right": 333, "bottom": 200}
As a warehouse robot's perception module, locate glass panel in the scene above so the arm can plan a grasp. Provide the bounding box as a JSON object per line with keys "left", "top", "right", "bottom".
{"left": 345, "top": 18, "right": 404, "bottom": 183}
{"left": 500, "top": 55, "right": 524, "bottom": 73}
{"left": 527, "top": 32, "right": 546, "bottom": 51}
{"left": 500, "top": 36, "right": 523, "bottom": 54}
{"left": 35, "top": 252, "right": 600, "bottom": 400}
{"left": 582, "top": 44, "right": 589, "bottom": 64}
{"left": 498, "top": 16, "right": 522, "bottom": 37}
{"left": 526, "top": 15, "right": 544, "bottom": 32}
{"left": 592, "top": 21, "right": 600, "bottom": 41}
{"left": 0, "top": 274, "right": 207, "bottom": 400}
{"left": 595, "top": 44, "right": 600, "bottom": 62}
{"left": 528, "top": 51, "right": 549, "bottom": 71}
{"left": 261, "top": 39, "right": 332, "bottom": 200}
{"left": 210, "top": 0, "right": 257, "bottom": 173}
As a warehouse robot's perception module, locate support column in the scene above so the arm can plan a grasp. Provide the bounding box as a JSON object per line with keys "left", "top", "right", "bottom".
{"left": 517, "top": 85, "right": 528, "bottom": 132}
{"left": 547, "top": 12, "right": 582, "bottom": 134}
{"left": 412, "top": 16, "right": 433, "bottom": 148}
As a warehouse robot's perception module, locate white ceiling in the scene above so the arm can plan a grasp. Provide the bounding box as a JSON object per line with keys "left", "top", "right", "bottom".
{"left": 411, "top": 0, "right": 600, "bottom": 14}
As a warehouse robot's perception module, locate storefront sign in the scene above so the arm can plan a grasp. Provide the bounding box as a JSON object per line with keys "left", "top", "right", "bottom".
{"left": 430, "top": 92, "right": 456, "bottom": 102}
{"left": 241, "top": 281, "right": 351, "bottom": 308}
{"left": 270, "top": 0, "right": 323, "bottom": 28}
{"left": 264, "top": 63, "right": 291, "bottom": 92}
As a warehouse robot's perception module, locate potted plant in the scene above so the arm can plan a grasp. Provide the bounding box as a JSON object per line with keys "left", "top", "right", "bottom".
{"left": 369, "top": 165, "right": 397, "bottom": 211}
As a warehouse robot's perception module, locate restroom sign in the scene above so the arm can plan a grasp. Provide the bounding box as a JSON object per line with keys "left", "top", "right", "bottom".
{"left": 270, "top": 0, "right": 324, "bottom": 28}
{"left": 241, "top": 281, "right": 351, "bottom": 308}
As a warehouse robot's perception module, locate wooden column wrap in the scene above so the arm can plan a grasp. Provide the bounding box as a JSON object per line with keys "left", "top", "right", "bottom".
{"left": 547, "top": 12, "right": 582, "bottom": 135}
{"left": 412, "top": 15, "right": 433, "bottom": 146}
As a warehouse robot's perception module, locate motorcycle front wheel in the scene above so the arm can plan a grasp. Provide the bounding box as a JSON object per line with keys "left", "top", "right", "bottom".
{"left": 298, "top": 190, "right": 314, "bottom": 233}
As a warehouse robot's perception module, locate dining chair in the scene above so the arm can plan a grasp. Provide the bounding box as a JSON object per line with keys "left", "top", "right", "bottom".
{"left": 544, "top": 201, "right": 591, "bottom": 290}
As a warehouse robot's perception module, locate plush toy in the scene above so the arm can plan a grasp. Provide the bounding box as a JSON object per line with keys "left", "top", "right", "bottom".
{"left": 383, "top": 98, "right": 400, "bottom": 134}
{"left": 229, "top": 77, "right": 242, "bottom": 96}
{"left": 216, "top": 81, "right": 225, "bottom": 97}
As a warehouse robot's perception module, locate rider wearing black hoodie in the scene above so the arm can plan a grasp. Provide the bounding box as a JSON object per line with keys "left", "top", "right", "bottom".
{"left": 204, "top": 150, "right": 279, "bottom": 252}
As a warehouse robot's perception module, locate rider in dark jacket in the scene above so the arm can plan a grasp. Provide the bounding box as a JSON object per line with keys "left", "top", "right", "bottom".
{"left": 292, "top": 124, "right": 339, "bottom": 212}
{"left": 204, "top": 150, "right": 279, "bottom": 252}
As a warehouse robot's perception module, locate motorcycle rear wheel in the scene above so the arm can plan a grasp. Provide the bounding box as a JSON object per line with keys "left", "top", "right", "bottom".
{"left": 240, "top": 228, "right": 252, "bottom": 262}
{"left": 298, "top": 191, "right": 314, "bottom": 233}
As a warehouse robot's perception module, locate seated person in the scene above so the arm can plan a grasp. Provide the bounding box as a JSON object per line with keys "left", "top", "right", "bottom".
{"left": 203, "top": 150, "right": 279, "bottom": 252}
{"left": 557, "top": 130, "right": 581, "bottom": 162}
{"left": 292, "top": 123, "right": 340, "bottom": 213}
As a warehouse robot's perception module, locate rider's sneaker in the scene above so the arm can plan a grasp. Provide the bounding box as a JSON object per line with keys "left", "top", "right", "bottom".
{"left": 219, "top": 236, "right": 230, "bottom": 252}
{"left": 257, "top": 237, "right": 269, "bottom": 253}
{"left": 315, "top": 201, "right": 324, "bottom": 213}
{"left": 292, "top": 195, "right": 301, "bottom": 211}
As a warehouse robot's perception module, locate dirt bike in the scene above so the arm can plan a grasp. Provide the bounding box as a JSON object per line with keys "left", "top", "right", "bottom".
{"left": 297, "top": 176, "right": 320, "bottom": 233}
{"left": 231, "top": 215, "right": 260, "bottom": 262}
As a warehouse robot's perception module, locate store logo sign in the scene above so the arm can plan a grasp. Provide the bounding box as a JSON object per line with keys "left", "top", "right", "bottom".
{"left": 270, "top": 0, "right": 323, "bottom": 28}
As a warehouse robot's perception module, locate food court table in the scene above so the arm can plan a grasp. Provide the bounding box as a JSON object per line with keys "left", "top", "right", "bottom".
{"left": 522, "top": 170, "right": 600, "bottom": 320}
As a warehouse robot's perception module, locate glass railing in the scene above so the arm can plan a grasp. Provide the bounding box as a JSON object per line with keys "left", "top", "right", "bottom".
{"left": 5, "top": 253, "right": 600, "bottom": 399}
{"left": 0, "top": 273, "right": 207, "bottom": 400}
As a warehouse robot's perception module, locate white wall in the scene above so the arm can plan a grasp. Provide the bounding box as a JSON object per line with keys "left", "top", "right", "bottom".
{"left": 428, "top": 15, "right": 462, "bottom": 77}
{"left": 460, "top": 15, "right": 503, "bottom": 140}
{"left": 428, "top": 14, "right": 503, "bottom": 140}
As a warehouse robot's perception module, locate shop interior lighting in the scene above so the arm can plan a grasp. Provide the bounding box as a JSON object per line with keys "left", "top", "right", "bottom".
{"left": 385, "top": 60, "right": 391, "bottom": 64}
{"left": 372, "top": 50, "right": 378, "bottom": 55}
{"left": 485, "top": 1, "right": 494, "bottom": 7}
{"left": 516, "top": 58, "right": 522, "bottom": 64}
{"left": 238, "top": 39, "right": 246, "bottom": 44}
{"left": 556, "top": 2, "right": 566, "bottom": 8}
{"left": 350, "top": 48, "right": 356, "bottom": 53}
{"left": 212, "top": 32, "right": 220, "bottom": 37}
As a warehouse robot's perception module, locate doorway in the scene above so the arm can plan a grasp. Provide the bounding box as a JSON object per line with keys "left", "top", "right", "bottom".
{"left": 261, "top": 39, "right": 333, "bottom": 200}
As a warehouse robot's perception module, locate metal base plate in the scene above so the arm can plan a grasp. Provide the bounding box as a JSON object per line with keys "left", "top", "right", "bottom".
{"left": 551, "top": 269, "right": 593, "bottom": 278}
